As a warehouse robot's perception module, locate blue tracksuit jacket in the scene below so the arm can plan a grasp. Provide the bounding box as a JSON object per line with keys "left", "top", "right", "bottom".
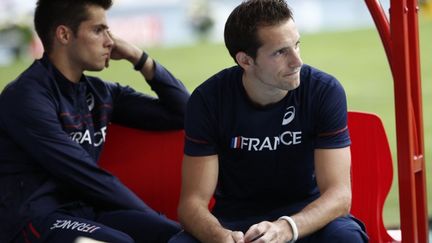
{"left": 0, "top": 54, "right": 189, "bottom": 242}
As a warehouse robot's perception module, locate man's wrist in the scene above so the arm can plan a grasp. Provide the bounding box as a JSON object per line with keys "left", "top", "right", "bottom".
{"left": 208, "top": 229, "right": 234, "bottom": 243}
{"left": 278, "top": 216, "right": 298, "bottom": 243}
{"left": 133, "top": 51, "right": 149, "bottom": 71}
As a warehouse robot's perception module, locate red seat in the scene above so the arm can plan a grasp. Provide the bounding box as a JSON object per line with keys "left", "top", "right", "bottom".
{"left": 99, "top": 124, "right": 184, "bottom": 220}
{"left": 348, "top": 111, "right": 398, "bottom": 242}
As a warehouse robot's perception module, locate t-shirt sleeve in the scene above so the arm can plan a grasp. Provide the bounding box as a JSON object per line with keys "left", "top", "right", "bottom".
{"left": 184, "top": 89, "right": 218, "bottom": 156}
{"left": 314, "top": 79, "right": 351, "bottom": 149}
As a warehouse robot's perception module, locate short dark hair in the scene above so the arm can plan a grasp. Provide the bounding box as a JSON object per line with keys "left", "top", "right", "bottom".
{"left": 34, "top": 0, "right": 113, "bottom": 53}
{"left": 224, "top": 0, "right": 293, "bottom": 63}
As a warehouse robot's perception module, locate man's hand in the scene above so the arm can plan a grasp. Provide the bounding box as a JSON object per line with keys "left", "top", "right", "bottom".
{"left": 224, "top": 230, "right": 245, "bottom": 243}
{"left": 106, "top": 31, "right": 141, "bottom": 67}
{"left": 243, "top": 220, "right": 292, "bottom": 243}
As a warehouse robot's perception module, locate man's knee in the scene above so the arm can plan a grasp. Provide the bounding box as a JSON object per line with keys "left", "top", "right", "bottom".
{"left": 327, "top": 228, "right": 368, "bottom": 243}
{"left": 168, "top": 230, "right": 200, "bottom": 243}
{"left": 97, "top": 210, "right": 181, "bottom": 242}
{"left": 313, "top": 216, "right": 368, "bottom": 243}
{"left": 65, "top": 225, "right": 135, "bottom": 243}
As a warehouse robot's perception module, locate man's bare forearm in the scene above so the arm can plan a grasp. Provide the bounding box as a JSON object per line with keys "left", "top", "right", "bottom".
{"left": 290, "top": 185, "right": 351, "bottom": 239}
{"left": 178, "top": 201, "right": 232, "bottom": 243}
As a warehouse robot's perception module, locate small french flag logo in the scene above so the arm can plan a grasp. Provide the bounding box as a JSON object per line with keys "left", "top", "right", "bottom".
{"left": 231, "top": 136, "right": 242, "bottom": 149}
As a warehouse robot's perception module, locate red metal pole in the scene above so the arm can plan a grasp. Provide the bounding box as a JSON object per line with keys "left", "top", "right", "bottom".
{"left": 405, "top": 1, "right": 429, "bottom": 242}
{"left": 365, "top": 0, "right": 429, "bottom": 242}
{"left": 391, "top": 1, "right": 419, "bottom": 241}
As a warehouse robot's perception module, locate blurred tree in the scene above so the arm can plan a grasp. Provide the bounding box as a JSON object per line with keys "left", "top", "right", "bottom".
{"left": 187, "top": 0, "right": 214, "bottom": 42}
{"left": 420, "top": 0, "right": 432, "bottom": 17}
{"left": 0, "top": 23, "right": 33, "bottom": 63}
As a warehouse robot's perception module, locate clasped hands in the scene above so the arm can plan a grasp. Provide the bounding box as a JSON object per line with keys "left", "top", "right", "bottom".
{"left": 223, "top": 219, "right": 293, "bottom": 243}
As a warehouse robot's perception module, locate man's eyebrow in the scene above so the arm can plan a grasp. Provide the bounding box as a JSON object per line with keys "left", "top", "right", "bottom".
{"left": 275, "top": 46, "right": 290, "bottom": 53}
{"left": 94, "top": 23, "right": 109, "bottom": 29}
{"left": 274, "top": 43, "right": 296, "bottom": 53}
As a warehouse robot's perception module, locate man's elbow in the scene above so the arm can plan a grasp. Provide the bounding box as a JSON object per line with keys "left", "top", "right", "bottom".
{"left": 177, "top": 197, "right": 198, "bottom": 228}
{"left": 177, "top": 196, "right": 210, "bottom": 230}
{"left": 339, "top": 189, "right": 352, "bottom": 216}
{"left": 177, "top": 200, "right": 189, "bottom": 226}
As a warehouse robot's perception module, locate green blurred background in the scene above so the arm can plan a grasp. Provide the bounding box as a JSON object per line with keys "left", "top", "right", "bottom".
{"left": 0, "top": 5, "right": 431, "bottom": 230}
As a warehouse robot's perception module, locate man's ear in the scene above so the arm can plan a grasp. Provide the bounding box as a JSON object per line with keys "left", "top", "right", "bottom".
{"left": 235, "top": 51, "right": 254, "bottom": 70}
{"left": 55, "top": 25, "right": 72, "bottom": 45}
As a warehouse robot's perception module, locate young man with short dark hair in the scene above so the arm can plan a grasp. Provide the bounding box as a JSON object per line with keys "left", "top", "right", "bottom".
{"left": 0, "top": 0, "right": 189, "bottom": 242}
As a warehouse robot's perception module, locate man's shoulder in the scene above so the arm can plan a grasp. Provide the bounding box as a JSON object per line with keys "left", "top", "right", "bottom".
{"left": 1, "top": 60, "right": 49, "bottom": 95}
{"left": 85, "top": 74, "right": 110, "bottom": 86}
{"left": 296, "top": 64, "right": 347, "bottom": 110}
{"left": 300, "top": 64, "right": 342, "bottom": 91}
{"left": 187, "top": 65, "right": 241, "bottom": 111}
{"left": 195, "top": 65, "right": 242, "bottom": 93}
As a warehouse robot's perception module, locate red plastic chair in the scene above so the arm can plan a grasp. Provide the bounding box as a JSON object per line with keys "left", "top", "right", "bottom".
{"left": 98, "top": 124, "right": 185, "bottom": 220}
{"left": 348, "top": 111, "right": 399, "bottom": 242}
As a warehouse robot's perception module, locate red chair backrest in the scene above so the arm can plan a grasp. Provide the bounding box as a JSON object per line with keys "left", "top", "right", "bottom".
{"left": 98, "top": 124, "right": 184, "bottom": 220}
{"left": 348, "top": 111, "right": 396, "bottom": 242}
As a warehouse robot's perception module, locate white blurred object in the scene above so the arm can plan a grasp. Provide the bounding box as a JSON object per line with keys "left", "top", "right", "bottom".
{"left": 0, "top": 46, "right": 14, "bottom": 66}
{"left": 74, "top": 236, "right": 107, "bottom": 243}
{"left": 387, "top": 230, "right": 402, "bottom": 241}
{"left": 0, "top": 0, "right": 34, "bottom": 25}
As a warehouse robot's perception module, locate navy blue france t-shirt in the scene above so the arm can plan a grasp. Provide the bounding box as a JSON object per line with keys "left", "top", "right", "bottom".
{"left": 184, "top": 64, "right": 350, "bottom": 219}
